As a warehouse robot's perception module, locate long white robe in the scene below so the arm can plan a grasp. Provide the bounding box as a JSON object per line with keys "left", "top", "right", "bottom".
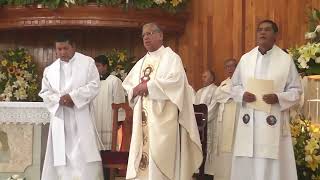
{"left": 205, "top": 78, "right": 238, "bottom": 179}
{"left": 93, "top": 75, "right": 126, "bottom": 150}
{"left": 195, "top": 84, "right": 217, "bottom": 105}
{"left": 230, "top": 45, "right": 302, "bottom": 180}
{"left": 194, "top": 83, "right": 218, "bottom": 176}
{"left": 39, "top": 52, "right": 104, "bottom": 180}
{"left": 122, "top": 46, "right": 202, "bottom": 180}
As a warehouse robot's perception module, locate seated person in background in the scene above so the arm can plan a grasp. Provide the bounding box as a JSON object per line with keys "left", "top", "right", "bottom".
{"left": 194, "top": 69, "right": 217, "bottom": 180}
{"left": 93, "top": 55, "right": 126, "bottom": 151}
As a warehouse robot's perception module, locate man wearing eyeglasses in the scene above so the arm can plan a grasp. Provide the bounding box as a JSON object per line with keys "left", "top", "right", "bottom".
{"left": 123, "top": 22, "right": 202, "bottom": 180}
{"left": 230, "top": 20, "right": 302, "bottom": 180}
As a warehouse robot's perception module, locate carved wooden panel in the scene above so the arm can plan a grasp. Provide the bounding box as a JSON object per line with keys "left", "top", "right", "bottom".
{"left": 0, "top": 6, "right": 187, "bottom": 32}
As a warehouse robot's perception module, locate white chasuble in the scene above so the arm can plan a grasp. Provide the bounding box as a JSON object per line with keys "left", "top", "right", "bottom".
{"left": 230, "top": 45, "right": 302, "bottom": 180}
{"left": 93, "top": 75, "right": 126, "bottom": 150}
{"left": 40, "top": 52, "right": 103, "bottom": 180}
{"left": 122, "top": 46, "right": 203, "bottom": 180}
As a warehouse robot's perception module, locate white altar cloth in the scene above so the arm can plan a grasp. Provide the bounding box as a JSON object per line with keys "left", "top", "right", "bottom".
{"left": 0, "top": 102, "right": 50, "bottom": 124}
{"left": 0, "top": 101, "right": 49, "bottom": 180}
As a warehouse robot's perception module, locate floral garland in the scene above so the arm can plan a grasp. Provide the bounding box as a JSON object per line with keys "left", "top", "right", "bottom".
{"left": 0, "top": 48, "right": 40, "bottom": 101}
{"left": 291, "top": 116, "right": 320, "bottom": 179}
{"left": 1, "top": 0, "right": 188, "bottom": 12}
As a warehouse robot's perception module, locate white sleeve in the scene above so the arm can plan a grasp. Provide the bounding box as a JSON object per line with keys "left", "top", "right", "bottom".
{"left": 276, "top": 61, "right": 302, "bottom": 111}
{"left": 69, "top": 60, "right": 100, "bottom": 109}
{"left": 38, "top": 68, "right": 60, "bottom": 114}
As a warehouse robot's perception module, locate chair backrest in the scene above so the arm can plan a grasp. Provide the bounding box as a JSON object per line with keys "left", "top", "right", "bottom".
{"left": 111, "top": 103, "right": 133, "bottom": 152}
{"left": 193, "top": 103, "right": 208, "bottom": 177}
{"left": 193, "top": 104, "right": 208, "bottom": 127}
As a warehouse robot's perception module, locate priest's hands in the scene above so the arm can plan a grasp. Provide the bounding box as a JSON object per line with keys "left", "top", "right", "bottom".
{"left": 133, "top": 82, "right": 149, "bottom": 98}
{"left": 243, "top": 92, "right": 278, "bottom": 104}
{"left": 263, "top": 94, "right": 279, "bottom": 104}
{"left": 59, "top": 94, "right": 74, "bottom": 108}
{"left": 243, "top": 91, "right": 256, "bottom": 103}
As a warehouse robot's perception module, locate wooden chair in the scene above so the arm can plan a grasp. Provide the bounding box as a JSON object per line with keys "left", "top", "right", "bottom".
{"left": 193, "top": 104, "right": 208, "bottom": 180}
{"left": 100, "top": 103, "right": 133, "bottom": 180}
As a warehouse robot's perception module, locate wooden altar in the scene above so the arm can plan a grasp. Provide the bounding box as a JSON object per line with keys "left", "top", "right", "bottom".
{"left": 0, "top": 102, "right": 49, "bottom": 180}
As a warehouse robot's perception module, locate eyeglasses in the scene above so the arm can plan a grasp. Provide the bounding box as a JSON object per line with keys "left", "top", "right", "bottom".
{"left": 141, "top": 31, "right": 159, "bottom": 38}
{"left": 257, "top": 27, "right": 273, "bottom": 33}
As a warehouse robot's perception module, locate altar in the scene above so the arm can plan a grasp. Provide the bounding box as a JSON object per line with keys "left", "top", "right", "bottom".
{"left": 0, "top": 102, "right": 50, "bottom": 180}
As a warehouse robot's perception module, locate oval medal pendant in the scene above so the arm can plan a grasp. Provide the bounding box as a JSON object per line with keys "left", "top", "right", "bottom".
{"left": 266, "top": 115, "right": 277, "bottom": 126}
{"left": 242, "top": 114, "right": 250, "bottom": 124}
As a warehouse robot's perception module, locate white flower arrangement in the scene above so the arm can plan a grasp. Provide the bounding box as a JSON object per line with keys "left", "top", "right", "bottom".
{"left": 7, "top": 174, "right": 25, "bottom": 180}
{"left": 288, "top": 9, "right": 320, "bottom": 75}
{"left": 105, "top": 49, "right": 136, "bottom": 81}
{"left": 0, "top": 48, "right": 40, "bottom": 101}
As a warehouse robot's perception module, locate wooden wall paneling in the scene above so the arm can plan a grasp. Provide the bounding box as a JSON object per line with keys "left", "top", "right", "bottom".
{"left": 244, "top": 0, "right": 256, "bottom": 52}
{"left": 207, "top": 16, "right": 213, "bottom": 70}
{"left": 1, "top": 0, "right": 320, "bottom": 91}
{"left": 232, "top": 0, "right": 244, "bottom": 61}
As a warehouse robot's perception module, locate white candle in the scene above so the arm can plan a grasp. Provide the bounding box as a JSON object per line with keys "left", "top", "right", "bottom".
{"left": 317, "top": 81, "right": 319, "bottom": 123}
{"left": 126, "top": 0, "right": 129, "bottom": 3}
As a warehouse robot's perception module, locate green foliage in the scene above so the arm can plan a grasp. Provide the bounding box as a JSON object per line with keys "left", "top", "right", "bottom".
{"left": 95, "top": 0, "right": 121, "bottom": 6}
{"left": 132, "top": 0, "right": 153, "bottom": 9}
{"left": 309, "top": 9, "right": 320, "bottom": 32}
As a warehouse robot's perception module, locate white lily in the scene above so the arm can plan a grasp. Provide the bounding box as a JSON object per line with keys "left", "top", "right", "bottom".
{"left": 315, "top": 57, "right": 320, "bottom": 63}
{"left": 11, "top": 175, "right": 20, "bottom": 179}
{"left": 305, "top": 32, "right": 317, "bottom": 40}
{"left": 315, "top": 25, "right": 320, "bottom": 33}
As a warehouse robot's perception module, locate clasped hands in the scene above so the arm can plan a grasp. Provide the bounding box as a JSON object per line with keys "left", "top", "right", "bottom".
{"left": 59, "top": 94, "right": 74, "bottom": 108}
{"left": 243, "top": 91, "right": 278, "bottom": 104}
{"left": 133, "top": 81, "right": 148, "bottom": 98}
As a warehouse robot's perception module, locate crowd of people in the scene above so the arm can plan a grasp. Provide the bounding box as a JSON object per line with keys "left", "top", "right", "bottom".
{"left": 39, "top": 20, "right": 302, "bottom": 180}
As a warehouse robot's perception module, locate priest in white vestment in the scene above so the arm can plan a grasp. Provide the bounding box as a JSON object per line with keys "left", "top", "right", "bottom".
{"left": 194, "top": 69, "right": 217, "bottom": 179}
{"left": 39, "top": 34, "right": 104, "bottom": 180}
{"left": 206, "top": 58, "right": 238, "bottom": 180}
{"left": 93, "top": 55, "right": 126, "bottom": 150}
{"left": 195, "top": 69, "right": 217, "bottom": 105}
{"left": 122, "top": 23, "right": 203, "bottom": 180}
{"left": 230, "top": 20, "right": 302, "bottom": 180}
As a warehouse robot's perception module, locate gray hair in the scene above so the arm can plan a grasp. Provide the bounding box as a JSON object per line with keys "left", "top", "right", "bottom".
{"left": 224, "top": 58, "right": 237, "bottom": 66}
{"left": 142, "top": 22, "right": 162, "bottom": 33}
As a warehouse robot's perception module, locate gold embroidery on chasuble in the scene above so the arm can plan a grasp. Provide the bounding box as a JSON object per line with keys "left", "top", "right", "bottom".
{"left": 138, "top": 57, "right": 160, "bottom": 174}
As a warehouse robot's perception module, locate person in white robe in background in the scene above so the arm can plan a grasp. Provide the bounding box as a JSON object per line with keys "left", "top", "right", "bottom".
{"left": 39, "top": 33, "right": 104, "bottom": 180}
{"left": 230, "top": 20, "right": 302, "bottom": 180}
{"left": 122, "top": 22, "right": 203, "bottom": 180}
{"left": 93, "top": 55, "right": 126, "bottom": 151}
{"left": 194, "top": 69, "right": 217, "bottom": 180}
{"left": 195, "top": 69, "right": 217, "bottom": 105}
{"left": 206, "top": 58, "right": 238, "bottom": 180}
